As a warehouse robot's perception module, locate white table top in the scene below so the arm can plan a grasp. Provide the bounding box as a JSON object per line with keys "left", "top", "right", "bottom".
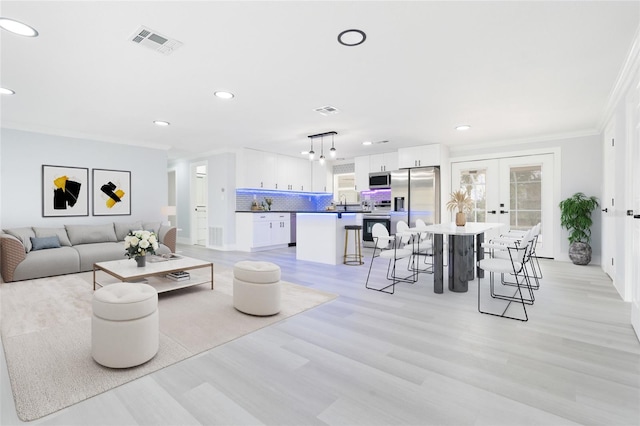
{"left": 411, "top": 222, "right": 505, "bottom": 236}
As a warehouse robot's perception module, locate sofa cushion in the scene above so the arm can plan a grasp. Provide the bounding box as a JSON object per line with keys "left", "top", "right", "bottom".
{"left": 33, "top": 226, "right": 72, "bottom": 246}
{"left": 11, "top": 246, "right": 80, "bottom": 281}
{"left": 65, "top": 224, "right": 117, "bottom": 245}
{"left": 143, "top": 222, "right": 161, "bottom": 235}
{"left": 3, "top": 227, "right": 35, "bottom": 253}
{"left": 30, "top": 236, "right": 61, "bottom": 251}
{"left": 114, "top": 221, "right": 143, "bottom": 241}
{"left": 73, "top": 242, "right": 125, "bottom": 271}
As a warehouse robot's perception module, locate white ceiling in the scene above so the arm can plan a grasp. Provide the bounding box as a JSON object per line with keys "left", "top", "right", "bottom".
{"left": 1, "top": 1, "right": 638, "bottom": 161}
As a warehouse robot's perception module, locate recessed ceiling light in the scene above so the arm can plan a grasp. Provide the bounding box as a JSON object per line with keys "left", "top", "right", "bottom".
{"left": 456, "top": 125, "right": 471, "bottom": 131}
{"left": 0, "top": 18, "right": 39, "bottom": 37}
{"left": 0, "top": 87, "right": 15, "bottom": 95}
{"left": 338, "top": 29, "right": 366, "bottom": 47}
{"left": 362, "top": 141, "right": 372, "bottom": 146}
{"left": 214, "top": 91, "right": 234, "bottom": 99}
{"left": 153, "top": 120, "right": 170, "bottom": 126}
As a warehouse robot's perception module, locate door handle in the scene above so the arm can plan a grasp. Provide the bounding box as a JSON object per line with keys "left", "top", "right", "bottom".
{"left": 500, "top": 210, "right": 509, "bottom": 214}
{"left": 635, "top": 215, "right": 640, "bottom": 219}
{"left": 602, "top": 208, "right": 608, "bottom": 213}
{"left": 487, "top": 210, "right": 497, "bottom": 214}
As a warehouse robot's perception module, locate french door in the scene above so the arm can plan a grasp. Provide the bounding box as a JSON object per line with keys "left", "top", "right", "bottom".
{"left": 452, "top": 154, "right": 555, "bottom": 258}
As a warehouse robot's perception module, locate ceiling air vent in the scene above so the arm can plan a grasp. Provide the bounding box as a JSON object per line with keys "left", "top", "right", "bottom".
{"left": 130, "top": 26, "right": 182, "bottom": 55}
{"left": 314, "top": 105, "right": 340, "bottom": 116}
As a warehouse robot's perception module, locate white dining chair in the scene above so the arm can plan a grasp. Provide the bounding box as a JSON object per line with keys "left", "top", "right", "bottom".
{"left": 477, "top": 227, "right": 536, "bottom": 321}
{"left": 365, "top": 223, "right": 415, "bottom": 294}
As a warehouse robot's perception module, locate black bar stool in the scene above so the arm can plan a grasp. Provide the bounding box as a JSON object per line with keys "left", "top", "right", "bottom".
{"left": 344, "top": 225, "right": 364, "bottom": 265}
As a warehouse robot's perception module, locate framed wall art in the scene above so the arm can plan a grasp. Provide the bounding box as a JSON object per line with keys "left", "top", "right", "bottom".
{"left": 42, "top": 165, "right": 89, "bottom": 217}
{"left": 92, "top": 168, "right": 131, "bottom": 216}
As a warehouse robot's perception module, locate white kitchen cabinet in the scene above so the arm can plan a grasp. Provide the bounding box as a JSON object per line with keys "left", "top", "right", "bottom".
{"left": 237, "top": 149, "right": 277, "bottom": 189}
{"left": 312, "top": 161, "right": 332, "bottom": 192}
{"left": 236, "top": 212, "right": 290, "bottom": 251}
{"left": 275, "top": 155, "right": 311, "bottom": 191}
{"left": 369, "top": 152, "right": 398, "bottom": 172}
{"left": 398, "top": 144, "right": 441, "bottom": 168}
{"left": 354, "top": 155, "right": 370, "bottom": 192}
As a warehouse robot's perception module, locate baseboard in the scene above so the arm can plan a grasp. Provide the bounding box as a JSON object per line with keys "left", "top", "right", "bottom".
{"left": 632, "top": 301, "right": 640, "bottom": 343}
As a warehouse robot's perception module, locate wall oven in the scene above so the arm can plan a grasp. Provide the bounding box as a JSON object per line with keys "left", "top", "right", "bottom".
{"left": 362, "top": 215, "right": 391, "bottom": 247}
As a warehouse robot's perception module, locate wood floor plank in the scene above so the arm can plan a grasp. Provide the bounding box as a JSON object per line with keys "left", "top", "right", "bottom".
{"left": 1, "top": 245, "right": 638, "bottom": 426}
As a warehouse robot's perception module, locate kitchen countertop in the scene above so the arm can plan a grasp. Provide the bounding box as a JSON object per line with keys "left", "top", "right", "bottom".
{"left": 236, "top": 210, "right": 373, "bottom": 214}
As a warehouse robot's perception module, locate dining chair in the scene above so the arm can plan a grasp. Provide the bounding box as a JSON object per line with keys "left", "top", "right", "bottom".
{"left": 410, "top": 219, "right": 434, "bottom": 273}
{"left": 477, "top": 228, "right": 536, "bottom": 321}
{"left": 488, "top": 223, "right": 542, "bottom": 290}
{"left": 365, "top": 223, "right": 415, "bottom": 294}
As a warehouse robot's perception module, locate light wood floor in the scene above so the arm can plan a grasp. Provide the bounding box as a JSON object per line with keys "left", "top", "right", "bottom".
{"left": 1, "top": 245, "right": 639, "bottom": 425}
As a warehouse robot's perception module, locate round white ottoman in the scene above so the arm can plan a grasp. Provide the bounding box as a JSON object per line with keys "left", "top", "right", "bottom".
{"left": 233, "top": 261, "right": 281, "bottom": 316}
{"left": 91, "top": 283, "right": 159, "bottom": 368}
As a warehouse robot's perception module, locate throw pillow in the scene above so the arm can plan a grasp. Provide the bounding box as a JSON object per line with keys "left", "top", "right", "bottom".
{"left": 30, "top": 236, "right": 61, "bottom": 251}
{"left": 3, "top": 227, "right": 36, "bottom": 253}
{"left": 33, "top": 227, "right": 72, "bottom": 246}
{"left": 143, "top": 222, "right": 161, "bottom": 235}
{"left": 114, "top": 221, "right": 143, "bottom": 241}
{"left": 65, "top": 224, "right": 118, "bottom": 245}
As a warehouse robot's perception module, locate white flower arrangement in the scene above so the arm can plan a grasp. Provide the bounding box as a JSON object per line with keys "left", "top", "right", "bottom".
{"left": 124, "top": 229, "right": 159, "bottom": 259}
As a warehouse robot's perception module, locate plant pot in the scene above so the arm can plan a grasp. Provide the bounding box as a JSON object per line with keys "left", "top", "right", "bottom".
{"left": 455, "top": 212, "right": 466, "bottom": 227}
{"left": 569, "top": 242, "right": 592, "bottom": 265}
{"left": 135, "top": 255, "right": 146, "bottom": 267}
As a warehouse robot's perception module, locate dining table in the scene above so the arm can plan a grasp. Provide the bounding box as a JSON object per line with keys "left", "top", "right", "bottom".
{"left": 414, "top": 222, "right": 505, "bottom": 293}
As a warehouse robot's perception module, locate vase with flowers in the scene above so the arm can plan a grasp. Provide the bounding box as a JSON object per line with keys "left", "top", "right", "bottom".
{"left": 446, "top": 189, "right": 474, "bottom": 226}
{"left": 124, "top": 230, "right": 159, "bottom": 267}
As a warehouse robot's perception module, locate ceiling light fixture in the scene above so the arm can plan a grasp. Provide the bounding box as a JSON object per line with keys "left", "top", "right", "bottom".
{"left": 338, "top": 29, "right": 366, "bottom": 47}
{"left": 319, "top": 136, "right": 326, "bottom": 166}
{"left": 329, "top": 133, "right": 336, "bottom": 158}
{"left": 307, "top": 131, "right": 337, "bottom": 162}
{"left": 362, "top": 141, "right": 372, "bottom": 146}
{"left": 456, "top": 124, "right": 471, "bottom": 131}
{"left": 153, "top": 120, "right": 170, "bottom": 126}
{"left": 0, "top": 87, "right": 15, "bottom": 95}
{"left": 0, "top": 18, "right": 39, "bottom": 37}
{"left": 214, "top": 91, "right": 234, "bottom": 99}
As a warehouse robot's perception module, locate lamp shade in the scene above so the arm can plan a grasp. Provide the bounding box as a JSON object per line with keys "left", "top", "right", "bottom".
{"left": 161, "top": 205, "right": 176, "bottom": 216}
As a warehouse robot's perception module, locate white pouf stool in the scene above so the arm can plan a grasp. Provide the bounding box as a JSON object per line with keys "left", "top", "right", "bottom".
{"left": 233, "top": 261, "right": 281, "bottom": 316}
{"left": 91, "top": 283, "right": 159, "bottom": 368}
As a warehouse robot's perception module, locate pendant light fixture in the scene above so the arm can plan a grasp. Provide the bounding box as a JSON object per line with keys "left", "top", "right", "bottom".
{"left": 308, "top": 138, "right": 315, "bottom": 160}
{"left": 319, "top": 136, "right": 326, "bottom": 165}
{"left": 307, "top": 131, "right": 337, "bottom": 162}
{"left": 330, "top": 133, "right": 336, "bottom": 158}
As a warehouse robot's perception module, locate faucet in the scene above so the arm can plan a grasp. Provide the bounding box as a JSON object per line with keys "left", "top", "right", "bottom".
{"left": 340, "top": 195, "right": 347, "bottom": 211}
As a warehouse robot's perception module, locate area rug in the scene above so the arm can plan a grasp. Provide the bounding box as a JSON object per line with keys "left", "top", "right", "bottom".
{"left": 0, "top": 266, "right": 337, "bottom": 421}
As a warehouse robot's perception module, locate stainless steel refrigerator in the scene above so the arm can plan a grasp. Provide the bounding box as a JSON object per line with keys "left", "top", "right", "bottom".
{"left": 390, "top": 167, "right": 440, "bottom": 233}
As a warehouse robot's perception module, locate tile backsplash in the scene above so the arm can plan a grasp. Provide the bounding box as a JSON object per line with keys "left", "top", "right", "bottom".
{"left": 236, "top": 189, "right": 333, "bottom": 211}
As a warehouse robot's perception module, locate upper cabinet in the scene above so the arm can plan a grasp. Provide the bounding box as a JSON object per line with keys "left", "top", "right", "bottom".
{"left": 398, "top": 144, "right": 441, "bottom": 168}
{"left": 237, "top": 149, "right": 310, "bottom": 191}
{"left": 237, "top": 149, "right": 277, "bottom": 189}
{"left": 276, "top": 155, "right": 311, "bottom": 191}
{"left": 368, "top": 152, "right": 398, "bottom": 172}
{"left": 354, "top": 155, "right": 371, "bottom": 192}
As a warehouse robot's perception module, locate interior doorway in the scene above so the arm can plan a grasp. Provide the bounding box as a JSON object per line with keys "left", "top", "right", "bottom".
{"left": 191, "top": 162, "right": 208, "bottom": 246}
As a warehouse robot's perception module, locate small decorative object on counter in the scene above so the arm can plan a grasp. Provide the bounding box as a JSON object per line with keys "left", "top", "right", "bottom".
{"left": 446, "top": 189, "right": 474, "bottom": 227}
{"left": 264, "top": 197, "right": 273, "bottom": 211}
{"left": 124, "top": 230, "right": 159, "bottom": 267}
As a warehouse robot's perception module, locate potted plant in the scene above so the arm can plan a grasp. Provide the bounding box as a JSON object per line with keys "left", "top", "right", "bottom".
{"left": 559, "top": 192, "right": 599, "bottom": 265}
{"left": 446, "top": 189, "right": 474, "bottom": 226}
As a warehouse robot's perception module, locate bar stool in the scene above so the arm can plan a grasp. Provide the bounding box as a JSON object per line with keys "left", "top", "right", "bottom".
{"left": 344, "top": 225, "right": 364, "bottom": 265}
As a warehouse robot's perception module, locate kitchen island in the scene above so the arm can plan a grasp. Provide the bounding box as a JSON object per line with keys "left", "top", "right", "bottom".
{"left": 296, "top": 212, "right": 364, "bottom": 265}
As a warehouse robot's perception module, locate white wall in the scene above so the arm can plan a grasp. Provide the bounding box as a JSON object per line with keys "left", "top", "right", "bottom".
{"left": 0, "top": 129, "right": 168, "bottom": 228}
{"left": 450, "top": 133, "right": 603, "bottom": 263}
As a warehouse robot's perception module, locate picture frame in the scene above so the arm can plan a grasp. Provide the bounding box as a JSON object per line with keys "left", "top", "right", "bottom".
{"left": 92, "top": 168, "right": 131, "bottom": 216}
{"left": 42, "top": 165, "right": 89, "bottom": 217}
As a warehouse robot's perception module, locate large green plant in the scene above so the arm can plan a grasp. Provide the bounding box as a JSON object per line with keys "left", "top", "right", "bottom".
{"left": 559, "top": 192, "right": 599, "bottom": 244}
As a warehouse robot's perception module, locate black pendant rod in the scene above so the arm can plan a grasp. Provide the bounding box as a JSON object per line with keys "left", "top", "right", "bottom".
{"left": 308, "top": 131, "right": 337, "bottom": 139}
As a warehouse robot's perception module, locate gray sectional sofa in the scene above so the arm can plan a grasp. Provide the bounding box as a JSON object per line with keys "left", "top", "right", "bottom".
{"left": 0, "top": 221, "right": 177, "bottom": 282}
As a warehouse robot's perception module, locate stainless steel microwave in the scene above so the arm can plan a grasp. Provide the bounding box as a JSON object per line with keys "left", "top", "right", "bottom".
{"left": 369, "top": 171, "right": 391, "bottom": 189}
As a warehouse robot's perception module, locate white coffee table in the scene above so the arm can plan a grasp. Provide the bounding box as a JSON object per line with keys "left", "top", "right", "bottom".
{"left": 93, "top": 255, "right": 214, "bottom": 293}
